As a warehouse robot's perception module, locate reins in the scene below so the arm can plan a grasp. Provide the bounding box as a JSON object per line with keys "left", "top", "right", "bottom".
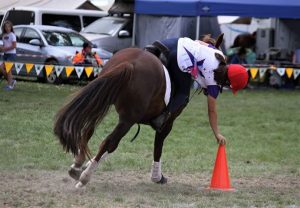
{"left": 130, "top": 124, "right": 140, "bottom": 142}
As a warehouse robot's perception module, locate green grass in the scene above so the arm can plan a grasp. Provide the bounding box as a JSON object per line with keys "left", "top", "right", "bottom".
{"left": 0, "top": 81, "right": 299, "bottom": 207}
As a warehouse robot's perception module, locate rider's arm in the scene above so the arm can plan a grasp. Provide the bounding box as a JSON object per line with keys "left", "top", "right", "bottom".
{"left": 207, "top": 94, "right": 226, "bottom": 145}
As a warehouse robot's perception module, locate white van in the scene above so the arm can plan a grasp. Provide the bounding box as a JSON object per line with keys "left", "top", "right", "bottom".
{"left": 1, "top": 7, "right": 108, "bottom": 32}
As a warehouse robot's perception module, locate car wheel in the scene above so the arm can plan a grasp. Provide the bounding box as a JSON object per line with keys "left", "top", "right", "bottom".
{"left": 42, "top": 60, "right": 62, "bottom": 84}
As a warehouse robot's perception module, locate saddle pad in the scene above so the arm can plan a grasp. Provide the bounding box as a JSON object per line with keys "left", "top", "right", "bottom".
{"left": 163, "top": 65, "right": 171, "bottom": 106}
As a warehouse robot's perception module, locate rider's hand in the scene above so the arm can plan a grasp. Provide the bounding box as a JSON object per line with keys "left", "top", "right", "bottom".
{"left": 215, "top": 133, "right": 226, "bottom": 145}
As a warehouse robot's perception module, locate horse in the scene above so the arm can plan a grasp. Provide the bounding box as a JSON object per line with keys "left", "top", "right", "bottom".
{"left": 232, "top": 32, "right": 256, "bottom": 50}
{"left": 54, "top": 35, "right": 224, "bottom": 188}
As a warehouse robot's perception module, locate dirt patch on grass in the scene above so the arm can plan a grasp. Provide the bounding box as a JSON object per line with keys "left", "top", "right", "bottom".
{"left": 0, "top": 170, "right": 299, "bottom": 208}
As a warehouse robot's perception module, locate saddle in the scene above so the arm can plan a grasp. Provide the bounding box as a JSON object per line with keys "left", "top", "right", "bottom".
{"left": 144, "top": 41, "right": 169, "bottom": 66}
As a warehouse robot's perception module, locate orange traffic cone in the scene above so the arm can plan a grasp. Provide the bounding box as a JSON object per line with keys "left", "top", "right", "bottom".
{"left": 208, "top": 144, "right": 235, "bottom": 191}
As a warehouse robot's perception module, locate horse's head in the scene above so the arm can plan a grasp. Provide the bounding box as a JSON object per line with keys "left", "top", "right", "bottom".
{"left": 213, "top": 52, "right": 230, "bottom": 87}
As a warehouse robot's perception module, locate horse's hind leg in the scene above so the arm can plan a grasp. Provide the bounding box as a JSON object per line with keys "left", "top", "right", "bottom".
{"left": 75, "top": 120, "right": 133, "bottom": 188}
{"left": 68, "top": 150, "right": 86, "bottom": 180}
{"left": 151, "top": 121, "right": 174, "bottom": 184}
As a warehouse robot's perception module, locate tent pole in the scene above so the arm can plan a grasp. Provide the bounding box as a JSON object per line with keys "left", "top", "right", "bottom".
{"left": 132, "top": 13, "right": 137, "bottom": 46}
{"left": 196, "top": 16, "right": 200, "bottom": 40}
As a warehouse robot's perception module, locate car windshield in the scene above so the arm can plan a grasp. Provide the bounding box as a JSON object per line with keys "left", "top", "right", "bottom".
{"left": 82, "top": 18, "right": 126, "bottom": 35}
{"left": 42, "top": 30, "right": 88, "bottom": 47}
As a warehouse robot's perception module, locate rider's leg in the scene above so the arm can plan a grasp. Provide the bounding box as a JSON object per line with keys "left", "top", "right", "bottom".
{"left": 151, "top": 49, "right": 192, "bottom": 131}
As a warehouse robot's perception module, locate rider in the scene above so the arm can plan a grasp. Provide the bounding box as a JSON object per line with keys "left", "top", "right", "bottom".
{"left": 72, "top": 42, "right": 103, "bottom": 67}
{"left": 150, "top": 35, "right": 249, "bottom": 145}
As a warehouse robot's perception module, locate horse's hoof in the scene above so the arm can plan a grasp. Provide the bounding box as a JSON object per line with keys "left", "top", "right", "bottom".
{"left": 152, "top": 174, "right": 168, "bottom": 184}
{"left": 68, "top": 167, "right": 82, "bottom": 181}
{"left": 75, "top": 181, "right": 84, "bottom": 189}
{"left": 157, "top": 175, "right": 167, "bottom": 184}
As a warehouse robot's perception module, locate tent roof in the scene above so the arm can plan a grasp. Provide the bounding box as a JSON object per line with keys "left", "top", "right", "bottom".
{"left": 135, "top": 0, "right": 300, "bottom": 19}
{"left": 0, "top": 0, "right": 101, "bottom": 11}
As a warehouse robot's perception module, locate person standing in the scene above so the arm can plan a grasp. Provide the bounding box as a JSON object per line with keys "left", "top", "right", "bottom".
{"left": 1, "top": 20, "right": 17, "bottom": 90}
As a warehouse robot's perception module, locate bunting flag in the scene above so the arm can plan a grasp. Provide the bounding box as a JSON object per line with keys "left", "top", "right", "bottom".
{"left": 4, "top": 62, "right": 14, "bottom": 73}
{"left": 276, "top": 68, "right": 285, "bottom": 76}
{"left": 93, "top": 67, "right": 102, "bottom": 76}
{"left": 75, "top": 66, "right": 84, "bottom": 78}
{"left": 25, "top": 63, "right": 34, "bottom": 74}
{"left": 55, "top": 66, "right": 64, "bottom": 77}
{"left": 294, "top": 69, "right": 300, "bottom": 80}
{"left": 285, "top": 68, "right": 293, "bottom": 79}
{"left": 6, "top": 61, "right": 300, "bottom": 82}
{"left": 85, "top": 67, "right": 93, "bottom": 78}
{"left": 45, "top": 65, "right": 54, "bottom": 77}
{"left": 259, "top": 68, "right": 267, "bottom": 79}
{"left": 15, "top": 63, "right": 24, "bottom": 74}
{"left": 250, "top": 68, "right": 258, "bottom": 79}
{"left": 35, "top": 64, "right": 44, "bottom": 75}
{"left": 65, "top": 66, "right": 74, "bottom": 78}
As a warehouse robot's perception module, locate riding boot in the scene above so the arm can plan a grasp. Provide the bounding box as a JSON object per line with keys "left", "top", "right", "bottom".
{"left": 151, "top": 111, "right": 171, "bottom": 132}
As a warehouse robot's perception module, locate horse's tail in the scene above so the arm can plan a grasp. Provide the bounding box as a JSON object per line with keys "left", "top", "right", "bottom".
{"left": 54, "top": 62, "right": 134, "bottom": 156}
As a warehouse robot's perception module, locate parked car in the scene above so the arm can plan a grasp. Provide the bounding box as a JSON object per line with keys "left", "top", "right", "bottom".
{"left": 0, "top": 25, "right": 112, "bottom": 84}
{"left": 80, "top": 16, "right": 133, "bottom": 53}
{"left": 1, "top": 7, "right": 108, "bottom": 32}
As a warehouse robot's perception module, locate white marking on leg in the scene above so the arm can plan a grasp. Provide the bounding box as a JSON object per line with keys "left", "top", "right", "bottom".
{"left": 100, "top": 151, "right": 108, "bottom": 161}
{"left": 151, "top": 160, "right": 162, "bottom": 183}
{"left": 73, "top": 149, "right": 85, "bottom": 166}
{"left": 70, "top": 164, "right": 83, "bottom": 171}
{"left": 75, "top": 151, "right": 109, "bottom": 188}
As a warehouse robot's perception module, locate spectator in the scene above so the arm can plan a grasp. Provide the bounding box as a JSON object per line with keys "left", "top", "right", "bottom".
{"left": 230, "top": 47, "right": 248, "bottom": 64}
{"left": 72, "top": 42, "right": 103, "bottom": 67}
{"left": 1, "top": 20, "right": 17, "bottom": 90}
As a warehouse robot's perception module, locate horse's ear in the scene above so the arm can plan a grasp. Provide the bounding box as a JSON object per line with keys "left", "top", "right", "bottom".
{"left": 215, "top": 53, "right": 226, "bottom": 65}
{"left": 215, "top": 33, "right": 224, "bottom": 49}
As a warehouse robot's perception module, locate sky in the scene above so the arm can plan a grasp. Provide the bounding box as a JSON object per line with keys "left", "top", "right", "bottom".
{"left": 90, "top": 0, "right": 239, "bottom": 24}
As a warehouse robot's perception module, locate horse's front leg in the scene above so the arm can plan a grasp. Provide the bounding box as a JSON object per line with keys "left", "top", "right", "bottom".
{"left": 68, "top": 149, "right": 86, "bottom": 181}
{"left": 75, "top": 120, "right": 133, "bottom": 188}
{"left": 151, "top": 121, "right": 174, "bottom": 184}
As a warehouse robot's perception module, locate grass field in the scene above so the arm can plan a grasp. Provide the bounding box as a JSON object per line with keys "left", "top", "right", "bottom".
{"left": 0, "top": 80, "right": 299, "bottom": 208}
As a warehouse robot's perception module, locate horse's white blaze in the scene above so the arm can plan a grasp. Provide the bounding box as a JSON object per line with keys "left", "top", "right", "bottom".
{"left": 151, "top": 161, "right": 162, "bottom": 182}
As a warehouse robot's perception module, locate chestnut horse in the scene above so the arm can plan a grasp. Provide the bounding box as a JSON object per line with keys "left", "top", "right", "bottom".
{"left": 54, "top": 36, "right": 223, "bottom": 188}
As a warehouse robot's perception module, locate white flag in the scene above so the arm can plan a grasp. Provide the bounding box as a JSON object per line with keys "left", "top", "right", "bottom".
{"left": 35, "top": 64, "right": 44, "bottom": 75}
{"left": 75, "top": 66, "right": 84, "bottom": 78}
{"left": 55, "top": 66, "right": 64, "bottom": 77}
{"left": 259, "top": 68, "right": 267, "bottom": 78}
{"left": 276, "top": 68, "right": 285, "bottom": 76}
{"left": 93, "top": 67, "right": 102, "bottom": 76}
{"left": 15, "top": 63, "right": 24, "bottom": 74}
{"left": 294, "top": 69, "right": 300, "bottom": 80}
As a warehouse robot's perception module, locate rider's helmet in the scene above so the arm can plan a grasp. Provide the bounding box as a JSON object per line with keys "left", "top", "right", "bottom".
{"left": 227, "top": 64, "right": 249, "bottom": 94}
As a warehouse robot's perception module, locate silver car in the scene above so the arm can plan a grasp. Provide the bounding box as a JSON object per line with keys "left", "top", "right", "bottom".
{"left": 80, "top": 16, "right": 133, "bottom": 53}
{"left": 1, "top": 25, "right": 112, "bottom": 83}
